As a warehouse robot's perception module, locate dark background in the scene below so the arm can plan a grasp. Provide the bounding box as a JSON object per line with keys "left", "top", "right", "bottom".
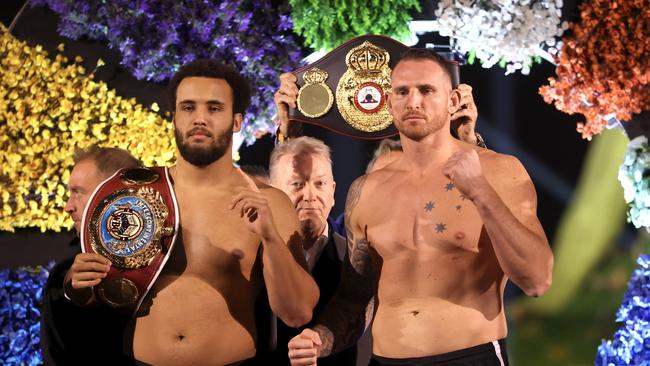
{"left": 1, "top": 0, "right": 593, "bottom": 268}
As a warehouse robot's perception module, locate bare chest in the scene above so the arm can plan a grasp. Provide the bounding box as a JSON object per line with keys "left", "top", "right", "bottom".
{"left": 363, "top": 178, "right": 484, "bottom": 257}
{"left": 166, "top": 188, "right": 261, "bottom": 278}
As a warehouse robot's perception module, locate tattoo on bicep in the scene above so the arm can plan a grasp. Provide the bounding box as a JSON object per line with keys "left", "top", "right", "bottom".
{"left": 350, "top": 226, "right": 372, "bottom": 275}
{"left": 344, "top": 175, "right": 367, "bottom": 250}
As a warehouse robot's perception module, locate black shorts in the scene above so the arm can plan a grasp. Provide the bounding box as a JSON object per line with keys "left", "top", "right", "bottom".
{"left": 369, "top": 339, "right": 508, "bottom": 366}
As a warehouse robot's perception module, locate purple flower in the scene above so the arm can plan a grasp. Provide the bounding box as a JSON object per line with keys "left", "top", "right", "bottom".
{"left": 0, "top": 262, "right": 53, "bottom": 365}
{"left": 33, "top": 0, "right": 305, "bottom": 144}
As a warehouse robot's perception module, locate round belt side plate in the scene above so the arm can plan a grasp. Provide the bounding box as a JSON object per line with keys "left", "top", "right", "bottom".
{"left": 297, "top": 68, "right": 334, "bottom": 118}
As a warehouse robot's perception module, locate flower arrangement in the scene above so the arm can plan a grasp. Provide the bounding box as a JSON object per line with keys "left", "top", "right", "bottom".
{"left": 435, "top": 0, "right": 567, "bottom": 75}
{"left": 539, "top": 0, "right": 650, "bottom": 139}
{"left": 288, "top": 0, "right": 420, "bottom": 52}
{"left": 618, "top": 136, "right": 650, "bottom": 230}
{"left": 0, "top": 25, "right": 174, "bottom": 232}
{"left": 30, "top": 0, "right": 305, "bottom": 144}
{"left": 596, "top": 254, "right": 650, "bottom": 365}
{"left": 0, "top": 262, "right": 53, "bottom": 366}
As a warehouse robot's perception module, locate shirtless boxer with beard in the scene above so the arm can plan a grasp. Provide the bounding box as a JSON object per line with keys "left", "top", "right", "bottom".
{"left": 65, "top": 59, "right": 319, "bottom": 365}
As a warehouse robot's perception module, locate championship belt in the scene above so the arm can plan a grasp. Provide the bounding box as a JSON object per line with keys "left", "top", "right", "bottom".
{"left": 80, "top": 166, "right": 179, "bottom": 314}
{"left": 288, "top": 34, "right": 460, "bottom": 139}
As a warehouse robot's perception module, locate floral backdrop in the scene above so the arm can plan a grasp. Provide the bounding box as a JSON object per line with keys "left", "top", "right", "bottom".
{"left": 1, "top": 0, "right": 649, "bottom": 365}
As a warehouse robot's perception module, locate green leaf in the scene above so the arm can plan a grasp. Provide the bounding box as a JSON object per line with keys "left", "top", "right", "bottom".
{"left": 468, "top": 49, "right": 476, "bottom": 64}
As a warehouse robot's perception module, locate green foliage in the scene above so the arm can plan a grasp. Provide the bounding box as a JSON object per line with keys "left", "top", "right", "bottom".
{"left": 510, "top": 237, "right": 649, "bottom": 366}
{"left": 289, "top": 0, "right": 420, "bottom": 51}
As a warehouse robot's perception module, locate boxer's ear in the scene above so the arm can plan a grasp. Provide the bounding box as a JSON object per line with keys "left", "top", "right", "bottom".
{"left": 448, "top": 88, "right": 461, "bottom": 114}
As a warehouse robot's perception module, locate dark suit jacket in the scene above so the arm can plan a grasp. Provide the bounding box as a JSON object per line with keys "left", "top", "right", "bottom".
{"left": 249, "top": 221, "right": 357, "bottom": 365}
{"left": 40, "top": 238, "right": 133, "bottom": 366}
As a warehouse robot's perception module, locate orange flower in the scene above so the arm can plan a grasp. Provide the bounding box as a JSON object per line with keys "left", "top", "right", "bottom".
{"left": 539, "top": 0, "right": 650, "bottom": 140}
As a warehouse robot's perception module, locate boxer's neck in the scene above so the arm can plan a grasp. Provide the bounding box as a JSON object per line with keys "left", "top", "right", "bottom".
{"left": 400, "top": 129, "right": 460, "bottom": 171}
{"left": 172, "top": 152, "right": 237, "bottom": 187}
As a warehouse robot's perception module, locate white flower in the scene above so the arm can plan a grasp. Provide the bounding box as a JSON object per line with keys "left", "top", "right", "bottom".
{"left": 629, "top": 136, "right": 648, "bottom": 150}
{"left": 435, "top": 0, "right": 566, "bottom": 74}
{"left": 619, "top": 137, "right": 650, "bottom": 230}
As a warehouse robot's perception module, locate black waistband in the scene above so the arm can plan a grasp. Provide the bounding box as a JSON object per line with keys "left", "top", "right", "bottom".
{"left": 371, "top": 338, "right": 507, "bottom": 365}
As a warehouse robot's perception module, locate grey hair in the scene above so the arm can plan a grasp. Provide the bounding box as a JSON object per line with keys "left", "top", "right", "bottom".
{"left": 269, "top": 136, "right": 332, "bottom": 183}
{"left": 73, "top": 145, "right": 141, "bottom": 179}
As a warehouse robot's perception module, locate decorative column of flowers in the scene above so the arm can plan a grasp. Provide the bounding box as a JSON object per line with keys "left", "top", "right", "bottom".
{"left": 435, "top": 0, "right": 567, "bottom": 75}
{"left": 596, "top": 254, "right": 650, "bottom": 365}
{"left": 31, "top": 0, "right": 304, "bottom": 144}
{"left": 0, "top": 263, "right": 53, "bottom": 366}
{"left": 539, "top": 0, "right": 650, "bottom": 140}
{"left": 0, "top": 25, "right": 174, "bottom": 232}
{"left": 288, "top": 0, "right": 420, "bottom": 52}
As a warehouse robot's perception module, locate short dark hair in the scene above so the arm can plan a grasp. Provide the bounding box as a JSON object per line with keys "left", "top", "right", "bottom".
{"left": 74, "top": 145, "right": 141, "bottom": 179}
{"left": 395, "top": 48, "right": 454, "bottom": 87}
{"left": 167, "top": 59, "right": 251, "bottom": 115}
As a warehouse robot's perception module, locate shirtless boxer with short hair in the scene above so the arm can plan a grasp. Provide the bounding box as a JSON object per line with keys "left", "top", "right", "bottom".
{"left": 288, "top": 49, "right": 553, "bottom": 366}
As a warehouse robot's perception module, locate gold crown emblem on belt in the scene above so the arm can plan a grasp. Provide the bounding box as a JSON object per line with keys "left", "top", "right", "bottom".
{"left": 337, "top": 41, "right": 393, "bottom": 132}
{"left": 346, "top": 41, "right": 389, "bottom": 74}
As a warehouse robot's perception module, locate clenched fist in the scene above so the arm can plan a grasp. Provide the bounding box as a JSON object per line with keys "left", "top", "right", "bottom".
{"left": 288, "top": 328, "right": 323, "bottom": 366}
{"left": 442, "top": 149, "right": 488, "bottom": 199}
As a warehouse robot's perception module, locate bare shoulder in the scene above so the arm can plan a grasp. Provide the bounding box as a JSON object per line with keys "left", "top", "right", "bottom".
{"left": 477, "top": 148, "right": 536, "bottom": 206}
{"left": 258, "top": 182, "right": 301, "bottom": 241}
{"left": 259, "top": 184, "right": 296, "bottom": 212}
{"left": 477, "top": 148, "right": 529, "bottom": 181}
{"left": 363, "top": 167, "right": 402, "bottom": 192}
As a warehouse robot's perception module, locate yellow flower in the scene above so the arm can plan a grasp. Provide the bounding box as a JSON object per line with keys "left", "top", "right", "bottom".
{"left": 0, "top": 24, "right": 175, "bottom": 232}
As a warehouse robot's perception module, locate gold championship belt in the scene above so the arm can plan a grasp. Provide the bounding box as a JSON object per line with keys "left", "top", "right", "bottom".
{"left": 288, "top": 35, "right": 460, "bottom": 139}
{"left": 80, "top": 166, "right": 179, "bottom": 314}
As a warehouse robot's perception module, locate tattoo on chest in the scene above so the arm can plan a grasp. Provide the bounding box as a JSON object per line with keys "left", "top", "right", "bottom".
{"left": 424, "top": 201, "right": 435, "bottom": 212}
{"left": 421, "top": 186, "right": 469, "bottom": 234}
{"left": 444, "top": 182, "right": 455, "bottom": 191}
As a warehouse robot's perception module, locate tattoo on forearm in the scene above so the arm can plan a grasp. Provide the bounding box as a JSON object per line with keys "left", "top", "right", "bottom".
{"left": 318, "top": 240, "right": 378, "bottom": 356}
{"left": 316, "top": 175, "right": 379, "bottom": 356}
{"left": 313, "top": 325, "right": 334, "bottom": 356}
